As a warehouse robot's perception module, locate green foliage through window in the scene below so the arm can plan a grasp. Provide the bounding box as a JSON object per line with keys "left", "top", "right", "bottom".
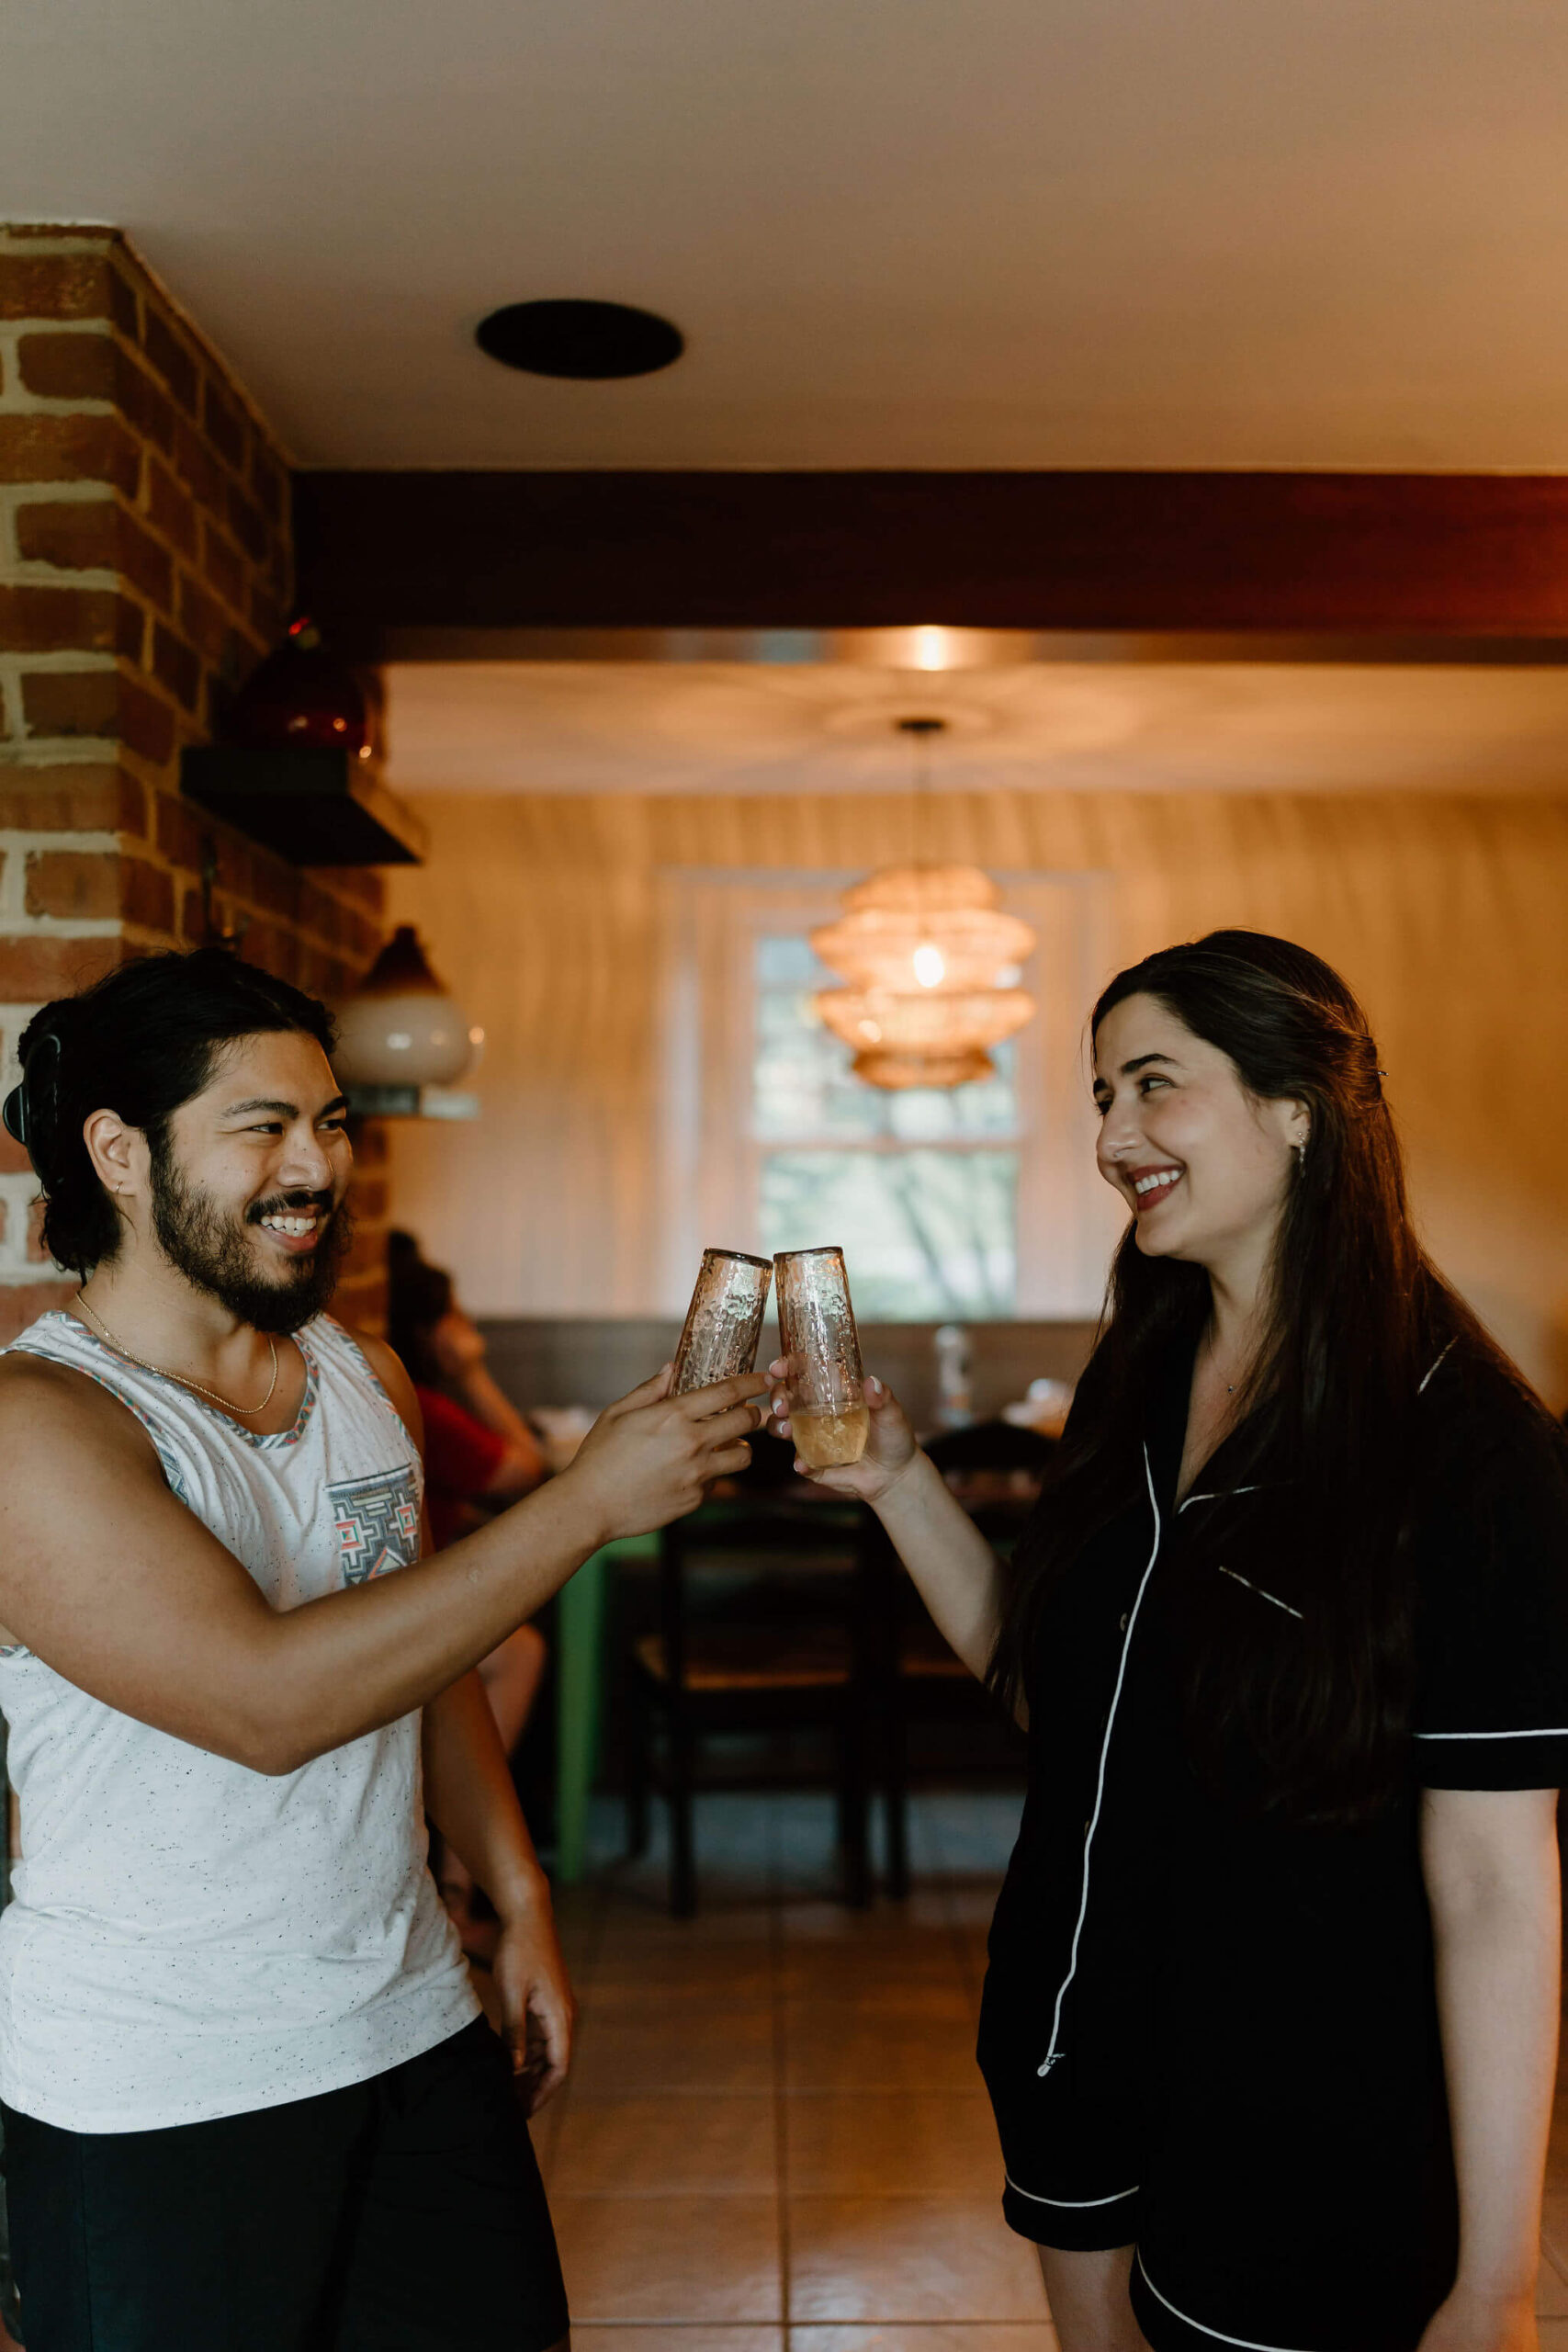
{"left": 752, "top": 934, "right": 1020, "bottom": 1319}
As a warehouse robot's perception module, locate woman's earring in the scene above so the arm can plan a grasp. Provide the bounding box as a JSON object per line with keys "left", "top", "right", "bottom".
{"left": 1294, "top": 1141, "right": 1307, "bottom": 1179}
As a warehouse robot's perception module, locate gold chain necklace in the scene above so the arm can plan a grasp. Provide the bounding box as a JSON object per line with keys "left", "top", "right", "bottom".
{"left": 73, "top": 1294, "right": 280, "bottom": 1419}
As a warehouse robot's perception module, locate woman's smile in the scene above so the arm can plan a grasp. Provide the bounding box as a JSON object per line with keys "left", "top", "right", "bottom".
{"left": 1125, "top": 1162, "right": 1184, "bottom": 1214}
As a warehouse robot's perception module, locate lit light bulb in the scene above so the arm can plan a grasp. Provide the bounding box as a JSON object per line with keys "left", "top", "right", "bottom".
{"left": 913, "top": 942, "right": 946, "bottom": 989}
{"left": 911, "top": 625, "right": 949, "bottom": 673}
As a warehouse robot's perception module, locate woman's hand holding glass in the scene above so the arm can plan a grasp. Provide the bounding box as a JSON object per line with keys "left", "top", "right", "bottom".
{"left": 767, "top": 1362, "right": 919, "bottom": 1504}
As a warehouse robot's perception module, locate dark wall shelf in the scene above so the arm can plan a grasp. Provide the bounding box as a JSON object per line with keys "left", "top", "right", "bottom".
{"left": 180, "top": 746, "right": 427, "bottom": 867}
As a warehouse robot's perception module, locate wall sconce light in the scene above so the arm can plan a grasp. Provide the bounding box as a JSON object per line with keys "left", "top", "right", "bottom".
{"left": 333, "top": 926, "right": 482, "bottom": 1117}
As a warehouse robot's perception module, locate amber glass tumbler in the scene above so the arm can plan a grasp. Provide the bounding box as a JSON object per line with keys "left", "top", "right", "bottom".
{"left": 671, "top": 1250, "right": 774, "bottom": 1396}
{"left": 773, "top": 1245, "right": 869, "bottom": 1467}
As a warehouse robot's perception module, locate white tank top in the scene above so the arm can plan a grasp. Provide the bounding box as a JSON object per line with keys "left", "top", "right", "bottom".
{"left": 0, "top": 1310, "right": 479, "bottom": 2132}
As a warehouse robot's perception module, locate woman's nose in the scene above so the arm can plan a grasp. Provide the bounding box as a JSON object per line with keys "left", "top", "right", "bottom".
{"left": 1098, "top": 1107, "right": 1142, "bottom": 1168}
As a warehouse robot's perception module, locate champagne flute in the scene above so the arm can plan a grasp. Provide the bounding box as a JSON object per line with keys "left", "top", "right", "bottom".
{"left": 671, "top": 1250, "right": 773, "bottom": 1396}
{"left": 773, "top": 1245, "right": 869, "bottom": 1467}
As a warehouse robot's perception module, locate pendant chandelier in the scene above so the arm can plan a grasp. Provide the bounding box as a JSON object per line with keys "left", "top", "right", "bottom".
{"left": 810, "top": 717, "right": 1037, "bottom": 1091}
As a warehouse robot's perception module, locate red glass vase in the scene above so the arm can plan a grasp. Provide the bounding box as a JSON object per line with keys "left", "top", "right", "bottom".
{"left": 226, "top": 617, "right": 369, "bottom": 755}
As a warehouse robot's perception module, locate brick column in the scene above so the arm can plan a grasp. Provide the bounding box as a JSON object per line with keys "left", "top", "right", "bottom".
{"left": 0, "top": 225, "right": 391, "bottom": 1340}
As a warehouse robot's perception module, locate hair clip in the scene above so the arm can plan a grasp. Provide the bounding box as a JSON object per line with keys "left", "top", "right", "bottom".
{"left": 2, "top": 1028, "right": 62, "bottom": 1159}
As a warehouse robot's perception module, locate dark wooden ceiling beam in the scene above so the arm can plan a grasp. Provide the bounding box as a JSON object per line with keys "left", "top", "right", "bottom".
{"left": 293, "top": 470, "right": 1568, "bottom": 659}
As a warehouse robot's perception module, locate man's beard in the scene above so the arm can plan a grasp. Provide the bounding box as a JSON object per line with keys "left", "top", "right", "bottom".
{"left": 148, "top": 1139, "right": 354, "bottom": 1336}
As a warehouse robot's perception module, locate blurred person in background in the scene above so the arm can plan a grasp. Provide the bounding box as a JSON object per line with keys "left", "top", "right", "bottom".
{"left": 388, "top": 1231, "right": 554, "bottom": 1946}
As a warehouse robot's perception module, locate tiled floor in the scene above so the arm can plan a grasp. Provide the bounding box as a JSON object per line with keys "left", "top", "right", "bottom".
{"left": 535, "top": 1791, "right": 1568, "bottom": 2351}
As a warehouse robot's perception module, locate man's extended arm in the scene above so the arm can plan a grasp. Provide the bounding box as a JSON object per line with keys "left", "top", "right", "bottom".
{"left": 0, "top": 1352, "right": 762, "bottom": 1775}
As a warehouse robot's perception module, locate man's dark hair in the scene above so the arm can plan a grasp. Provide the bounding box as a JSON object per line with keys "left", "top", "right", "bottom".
{"left": 10, "top": 949, "right": 337, "bottom": 1277}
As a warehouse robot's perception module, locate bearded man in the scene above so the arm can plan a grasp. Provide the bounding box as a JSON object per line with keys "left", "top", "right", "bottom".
{"left": 0, "top": 949, "right": 762, "bottom": 2352}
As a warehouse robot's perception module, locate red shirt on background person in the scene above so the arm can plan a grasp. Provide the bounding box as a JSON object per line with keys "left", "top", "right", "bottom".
{"left": 387, "top": 1234, "right": 551, "bottom": 1949}
{"left": 387, "top": 1230, "right": 548, "bottom": 1543}
{"left": 417, "top": 1385, "right": 514, "bottom": 1553}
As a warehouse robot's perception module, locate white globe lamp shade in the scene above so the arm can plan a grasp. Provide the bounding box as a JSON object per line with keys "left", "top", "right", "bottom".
{"left": 333, "top": 926, "right": 474, "bottom": 1090}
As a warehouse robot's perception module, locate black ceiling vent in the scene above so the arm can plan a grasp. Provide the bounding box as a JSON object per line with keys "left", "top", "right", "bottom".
{"left": 475, "top": 299, "right": 684, "bottom": 380}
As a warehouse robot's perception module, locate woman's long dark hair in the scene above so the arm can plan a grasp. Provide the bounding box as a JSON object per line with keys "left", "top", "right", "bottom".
{"left": 989, "top": 929, "right": 1521, "bottom": 1825}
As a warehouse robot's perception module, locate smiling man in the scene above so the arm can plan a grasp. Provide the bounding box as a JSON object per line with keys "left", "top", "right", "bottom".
{"left": 0, "top": 948, "right": 763, "bottom": 2352}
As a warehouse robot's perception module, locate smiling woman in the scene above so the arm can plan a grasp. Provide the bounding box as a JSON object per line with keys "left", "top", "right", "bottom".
{"left": 1000, "top": 931, "right": 1467, "bottom": 1805}
{"left": 779, "top": 928, "right": 1568, "bottom": 2352}
{"left": 1089, "top": 994, "right": 1311, "bottom": 1364}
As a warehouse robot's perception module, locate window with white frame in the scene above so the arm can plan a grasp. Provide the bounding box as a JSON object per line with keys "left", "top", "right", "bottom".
{"left": 657, "top": 871, "right": 1121, "bottom": 1323}
{"left": 752, "top": 933, "right": 1020, "bottom": 1318}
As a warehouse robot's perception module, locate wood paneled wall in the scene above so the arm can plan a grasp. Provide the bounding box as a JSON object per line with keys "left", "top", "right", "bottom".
{"left": 388, "top": 786, "right": 1568, "bottom": 1408}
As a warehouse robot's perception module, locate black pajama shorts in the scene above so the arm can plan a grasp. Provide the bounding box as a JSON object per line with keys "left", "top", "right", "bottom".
{"left": 976, "top": 1968, "right": 1461, "bottom": 2352}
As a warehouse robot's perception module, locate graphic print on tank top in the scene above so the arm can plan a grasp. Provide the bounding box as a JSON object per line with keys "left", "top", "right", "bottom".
{"left": 332, "top": 1466, "right": 421, "bottom": 1582}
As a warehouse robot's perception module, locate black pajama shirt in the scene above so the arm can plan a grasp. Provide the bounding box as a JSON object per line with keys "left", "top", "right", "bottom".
{"left": 976, "top": 1341, "right": 1568, "bottom": 2352}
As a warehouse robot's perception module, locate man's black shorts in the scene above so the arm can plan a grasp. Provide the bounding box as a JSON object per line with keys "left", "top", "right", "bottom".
{"left": 1, "top": 2016, "right": 570, "bottom": 2352}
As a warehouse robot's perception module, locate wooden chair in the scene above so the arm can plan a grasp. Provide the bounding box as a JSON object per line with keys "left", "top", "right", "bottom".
{"left": 623, "top": 1497, "right": 875, "bottom": 1916}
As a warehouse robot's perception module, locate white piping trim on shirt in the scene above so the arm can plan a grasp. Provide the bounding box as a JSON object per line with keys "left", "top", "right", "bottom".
{"left": 1178, "top": 1484, "right": 1263, "bottom": 1513}
{"left": 1416, "top": 1726, "right": 1568, "bottom": 1740}
{"left": 1135, "top": 2252, "right": 1318, "bottom": 2352}
{"left": 1004, "top": 2173, "right": 1139, "bottom": 2209}
{"left": 1418, "top": 1339, "right": 1456, "bottom": 1395}
{"left": 1217, "top": 1566, "right": 1303, "bottom": 1620}
{"left": 1037, "top": 1442, "right": 1162, "bottom": 2080}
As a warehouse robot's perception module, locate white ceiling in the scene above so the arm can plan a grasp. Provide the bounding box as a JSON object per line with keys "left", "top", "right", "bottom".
{"left": 6, "top": 1, "right": 1568, "bottom": 469}
{"left": 384, "top": 660, "right": 1568, "bottom": 797}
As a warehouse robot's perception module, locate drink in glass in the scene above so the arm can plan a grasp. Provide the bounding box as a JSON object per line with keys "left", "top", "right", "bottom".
{"left": 773, "top": 1245, "right": 869, "bottom": 1467}
{"left": 792, "top": 1398, "right": 871, "bottom": 1469}
{"left": 671, "top": 1250, "right": 773, "bottom": 1396}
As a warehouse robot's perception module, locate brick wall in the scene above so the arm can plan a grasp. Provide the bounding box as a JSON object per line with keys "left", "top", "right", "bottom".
{"left": 0, "top": 225, "right": 390, "bottom": 1342}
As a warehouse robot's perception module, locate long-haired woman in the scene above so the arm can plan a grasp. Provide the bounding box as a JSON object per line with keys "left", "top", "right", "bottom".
{"left": 771, "top": 931, "right": 1568, "bottom": 2352}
